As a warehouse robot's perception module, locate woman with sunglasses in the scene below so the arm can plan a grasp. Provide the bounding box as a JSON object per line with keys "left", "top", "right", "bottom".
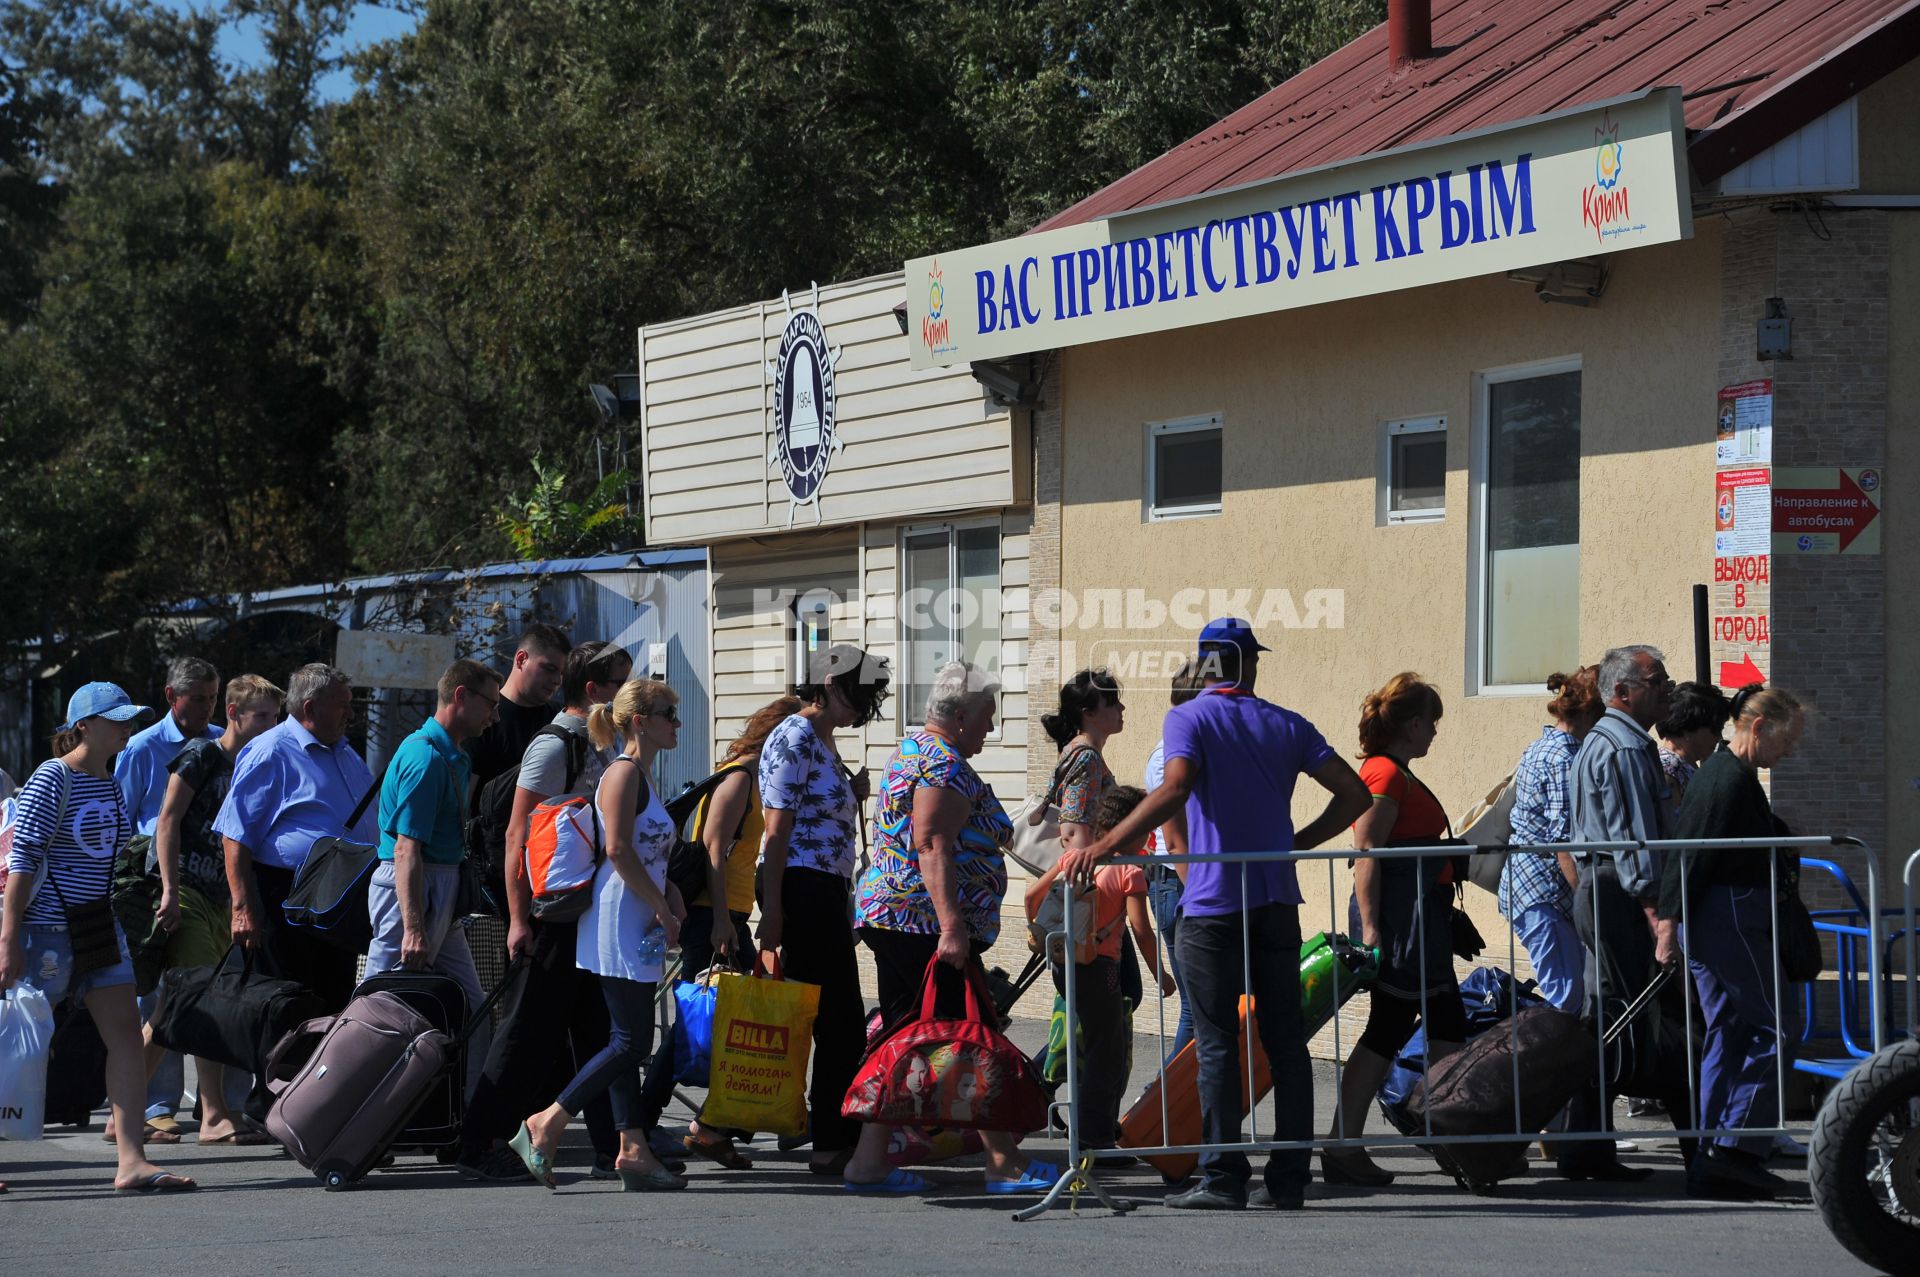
{"left": 755, "top": 643, "right": 890, "bottom": 1180}
{"left": 510, "top": 677, "right": 687, "bottom": 1191}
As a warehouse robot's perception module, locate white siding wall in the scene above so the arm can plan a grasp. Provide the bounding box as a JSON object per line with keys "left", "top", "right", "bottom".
{"left": 641, "top": 273, "right": 1023, "bottom": 545}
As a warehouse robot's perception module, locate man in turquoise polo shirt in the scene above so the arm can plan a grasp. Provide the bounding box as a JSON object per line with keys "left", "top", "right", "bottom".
{"left": 364, "top": 658, "right": 502, "bottom": 1013}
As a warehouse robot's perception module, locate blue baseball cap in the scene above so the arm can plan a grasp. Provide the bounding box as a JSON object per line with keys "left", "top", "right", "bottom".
{"left": 60, "top": 681, "right": 151, "bottom": 732}
{"left": 1196, "top": 617, "right": 1271, "bottom": 660}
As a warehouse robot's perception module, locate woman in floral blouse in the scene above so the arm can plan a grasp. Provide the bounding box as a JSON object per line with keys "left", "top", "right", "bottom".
{"left": 755, "top": 643, "right": 888, "bottom": 1179}
{"left": 840, "top": 662, "right": 1061, "bottom": 1195}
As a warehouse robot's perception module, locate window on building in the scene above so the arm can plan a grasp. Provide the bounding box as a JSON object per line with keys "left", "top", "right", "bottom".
{"left": 899, "top": 523, "right": 1002, "bottom": 727}
{"left": 1380, "top": 416, "right": 1447, "bottom": 524}
{"left": 1475, "top": 362, "right": 1581, "bottom": 690}
{"left": 1146, "top": 414, "right": 1222, "bottom": 520}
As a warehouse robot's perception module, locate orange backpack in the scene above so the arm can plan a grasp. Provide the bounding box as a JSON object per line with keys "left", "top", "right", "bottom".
{"left": 524, "top": 795, "right": 602, "bottom": 921}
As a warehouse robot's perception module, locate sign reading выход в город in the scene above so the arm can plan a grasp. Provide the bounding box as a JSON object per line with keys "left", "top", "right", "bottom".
{"left": 906, "top": 88, "right": 1691, "bottom": 369}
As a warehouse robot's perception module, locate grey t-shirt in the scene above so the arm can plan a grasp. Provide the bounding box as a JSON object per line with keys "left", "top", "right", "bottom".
{"left": 517, "top": 711, "right": 615, "bottom": 800}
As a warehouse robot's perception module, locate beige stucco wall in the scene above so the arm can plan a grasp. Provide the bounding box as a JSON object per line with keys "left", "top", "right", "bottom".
{"left": 1054, "top": 223, "right": 1723, "bottom": 952}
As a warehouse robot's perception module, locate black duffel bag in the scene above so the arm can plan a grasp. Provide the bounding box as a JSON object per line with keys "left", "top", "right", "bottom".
{"left": 281, "top": 777, "right": 382, "bottom": 953}
{"left": 151, "top": 942, "right": 325, "bottom": 1072}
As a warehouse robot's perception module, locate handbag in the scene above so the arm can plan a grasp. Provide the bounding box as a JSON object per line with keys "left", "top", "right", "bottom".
{"left": 1457, "top": 771, "right": 1517, "bottom": 894}
{"left": 1778, "top": 856, "right": 1823, "bottom": 981}
{"left": 1028, "top": 879, "right": 1096, "bottom": 958}
{"left": 842, "top": 957, "right": 1048, "bottom": 1134}
{"left": 1448, "top": 891, "right": 1486, "bottom": 961}
{"left": 1005, "top": 744, "right": 1097, "bottom": 876}
{"left": 150, "top": 941, "right": 325, "bottom": 1072}
{"left": 282, "top": 777, "right": 382, "bottom": 952}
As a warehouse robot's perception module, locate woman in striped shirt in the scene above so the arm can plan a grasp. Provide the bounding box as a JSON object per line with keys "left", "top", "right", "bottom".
{"left": 1, "top": 682, "right": 197, "bottom": 1195}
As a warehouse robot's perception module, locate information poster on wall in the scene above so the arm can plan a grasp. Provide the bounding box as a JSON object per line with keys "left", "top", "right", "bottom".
{"left": 1772, "top": 467, "right": 1883, "bottom": 554}
{"left": 1714, "top": 467, "right": 1771, "bottom": 558}
{"left": 1715, "top": 380, "right": 1772, "bottom": 465}
{"left": 1711, "top": 460, "right": 1770, "bottom": 691}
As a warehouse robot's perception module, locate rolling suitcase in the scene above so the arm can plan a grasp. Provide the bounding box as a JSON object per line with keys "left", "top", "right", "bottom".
{"left": 351, "top": 969, "right": 471, "bottom": 1149}
{"left": 1118, "top": 932, "right": 1376, "bottom": 1181}
{"left": 263, "top": 960, "right": 523, "bottom": 1189}
{"left": 1403, "top": 964, "right": 1679, "bottom": 1192}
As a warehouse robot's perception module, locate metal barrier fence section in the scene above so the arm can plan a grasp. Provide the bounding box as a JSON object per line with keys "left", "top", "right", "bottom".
{"left": 1015, "top": 835, "right": 1884, "bottom": 1222}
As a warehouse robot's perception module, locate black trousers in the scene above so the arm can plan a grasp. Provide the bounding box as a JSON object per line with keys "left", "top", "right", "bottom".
{"left": 458, "top": 918, "right": 617, "bottom": 1160}
{"left": 636, "top": 905, "right": 753, "bottom": 1132}
{"left": 771, "top": 867, "right": 864, "bottom": 1153}
{"left": 1558, "top": 861, "right": 1696, "bottom": 1172}
{"left": 252, "top": 862, "right": 358, "bottom": 1013}
{"left": 1048, "top": 956, "right": 1129, "bottom": 1147}
{"left": 244, "top": 862, "right": 360, "bottom": 1124}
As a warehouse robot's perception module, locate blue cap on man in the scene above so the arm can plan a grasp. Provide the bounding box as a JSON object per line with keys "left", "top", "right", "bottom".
{"left": 1196, "top": 617, "right": 1271, "bottom": 660}
{"left": 59, "top": 681, "right": 151, "bottom": 732}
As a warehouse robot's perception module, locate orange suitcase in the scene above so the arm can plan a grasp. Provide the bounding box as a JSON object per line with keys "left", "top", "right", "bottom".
{"left": 1118, "top": 996, "right": 1270, "bottom": 1181}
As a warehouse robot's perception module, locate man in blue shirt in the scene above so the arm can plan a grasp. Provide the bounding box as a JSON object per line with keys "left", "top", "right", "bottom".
{"left": 116, "top": 656, "right": 222, "bottom": 834}
{"left": 362, "top": 658, "right": 500, "bottom": 1014}
{"left": 216, "top": 662, "right": 376, "bottom": 1014}
{"left": 1064, "top": 619, "right": 1370, "bottom": 1210}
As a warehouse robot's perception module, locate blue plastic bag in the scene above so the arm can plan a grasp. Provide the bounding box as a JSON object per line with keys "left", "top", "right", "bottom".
{"left": 672, "top": 977, "right": 719, "bottom": 1087}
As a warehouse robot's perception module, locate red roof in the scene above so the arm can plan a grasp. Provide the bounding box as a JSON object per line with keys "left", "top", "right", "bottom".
{"left": 1036, "top": 0, "right": 1920, "bottom": 232}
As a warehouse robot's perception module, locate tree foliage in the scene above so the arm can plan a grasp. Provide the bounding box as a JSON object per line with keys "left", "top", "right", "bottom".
{"left": 0, "top": 0, "right": 1386, "bottom": 664}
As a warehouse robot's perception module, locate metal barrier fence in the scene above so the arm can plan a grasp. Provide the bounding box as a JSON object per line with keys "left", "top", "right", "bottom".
{"left": 1016, "top": 835, "right": 1885, "bottom": 1221}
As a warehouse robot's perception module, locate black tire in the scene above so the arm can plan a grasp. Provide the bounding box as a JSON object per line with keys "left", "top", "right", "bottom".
{"left": 1811, "top": 1037, "right": 1920, "bottom": 1276}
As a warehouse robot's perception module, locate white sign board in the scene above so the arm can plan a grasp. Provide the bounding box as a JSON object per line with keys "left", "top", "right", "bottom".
{"left": 334, "top": 629, "right": 459, "bottom": 690}
{"left": 906, "top": 89, "right": 1691, "bottom": 368}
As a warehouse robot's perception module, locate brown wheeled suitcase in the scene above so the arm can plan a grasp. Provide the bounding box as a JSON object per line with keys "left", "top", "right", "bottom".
{"left": 263, "top": 958, "right": 524, "bottom": 1189}
{"left": 263, "top": 991, "right": 452, "bottom": 1189}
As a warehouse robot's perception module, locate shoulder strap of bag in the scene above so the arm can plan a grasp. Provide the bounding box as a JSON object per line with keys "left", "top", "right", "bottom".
{"left": 38, "top": 762, "right": 77, "bottom": 912}
{"left": 1046, "top": 742, "right": 1098, "bottom": 808}
{"left": 346, "top": 763, "right": 383, "bottom": 834}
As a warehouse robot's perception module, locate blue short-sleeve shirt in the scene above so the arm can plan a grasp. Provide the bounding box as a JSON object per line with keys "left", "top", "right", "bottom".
{"left": 376, "top": 717, "right": 471, "bottom": 865}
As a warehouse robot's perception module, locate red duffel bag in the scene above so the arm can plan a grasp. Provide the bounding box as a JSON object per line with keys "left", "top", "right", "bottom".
{"left": 842, "top": 957, "right": 1047, "bottom": 1134}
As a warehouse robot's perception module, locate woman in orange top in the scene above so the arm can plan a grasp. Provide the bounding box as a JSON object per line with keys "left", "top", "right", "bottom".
{"left": 1323, "top": 673, "right": 1468, "bottom": 1188}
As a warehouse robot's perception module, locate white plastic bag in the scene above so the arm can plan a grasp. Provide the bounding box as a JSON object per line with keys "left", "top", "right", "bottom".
{"left": 0, "top": 984, "right": 55, "bottom": 1140}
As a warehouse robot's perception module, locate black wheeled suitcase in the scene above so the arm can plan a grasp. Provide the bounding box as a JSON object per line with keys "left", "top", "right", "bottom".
{"left": 351, "top": 969, "right": 472, "bottom": 1149}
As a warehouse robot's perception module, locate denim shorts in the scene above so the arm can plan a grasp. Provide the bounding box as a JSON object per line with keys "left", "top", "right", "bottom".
{"left": 18, "top": 920, "right": 136, "bottom": 1006}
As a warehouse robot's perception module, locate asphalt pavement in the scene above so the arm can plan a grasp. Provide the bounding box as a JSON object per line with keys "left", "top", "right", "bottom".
{"left": 0, "top": 1017, "right": 1866, "bottom": 1276}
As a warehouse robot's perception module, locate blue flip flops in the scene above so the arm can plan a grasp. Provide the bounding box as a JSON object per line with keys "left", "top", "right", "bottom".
{"left": 984, "top": 1161, "right": 1062, "bottom": 1195}
{"left": 843, "top": 1168, "right": 931, "bottom": 1195}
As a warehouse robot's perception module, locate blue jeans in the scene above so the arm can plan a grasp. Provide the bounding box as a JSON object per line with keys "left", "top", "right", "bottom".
{"left": 1146, "top": 866, "right": 1194, "bottom": 1062}
{"left": 558, "top": 974, "right": 656, "bottom": 1132}
{"left": 18, "top": 921, "right": 135, "bottom": 1004}
{"left": 1177, "top": 904, "right": 1313, "bottom": 1198}
{"left": 1509, "top": 903, "right": 1585, "bottom": 1012}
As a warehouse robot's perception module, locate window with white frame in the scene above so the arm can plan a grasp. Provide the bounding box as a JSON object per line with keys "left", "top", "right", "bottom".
{"left": 898, "top": 522, "right": 1002, "bottom": 727}
{"left": 1379, "top": 416, "right": 1447, "bottom": 524}
{"left": 1145, "top": 414, "right": 1222, "bottom": 520}
{"left": 1473, "top": 361, "right": 1581, "bottom": 690}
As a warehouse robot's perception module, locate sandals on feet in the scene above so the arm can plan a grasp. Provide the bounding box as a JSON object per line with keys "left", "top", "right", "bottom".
{"left": 843, "top": 1167, "right": 930, "bottom": 1195}
{"left": 114, "top": 1171, "right": 197, "bottom": 1196}
{"left": 684, "top": 1131, "right": 753, "bottom": 1170}
{"left": 508, "top": 1122, "right": 558, "bottom": 1189}
{"left": 984, "top": 1162, "right": 1061, "bottom": 1195}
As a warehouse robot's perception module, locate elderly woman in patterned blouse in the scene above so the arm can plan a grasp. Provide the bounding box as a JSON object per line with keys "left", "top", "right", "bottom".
{"left": 838, "top": 661, "right": 1062, "bottom": 1196}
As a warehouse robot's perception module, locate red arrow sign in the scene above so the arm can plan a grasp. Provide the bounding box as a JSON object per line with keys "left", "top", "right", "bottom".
{"left": 1772, "top": 469, "right": 1880, "bottom": 551}
{"left": 1719, "top": 653, "right": 1764, "bottom": 689}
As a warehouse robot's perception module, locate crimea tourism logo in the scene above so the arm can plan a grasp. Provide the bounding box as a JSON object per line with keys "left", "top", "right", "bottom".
{"left": 922, "top": 260, "right": 957, "bottom": 358}
{"left": 1581, "top": 112, "right": 1630, "bottom": 243}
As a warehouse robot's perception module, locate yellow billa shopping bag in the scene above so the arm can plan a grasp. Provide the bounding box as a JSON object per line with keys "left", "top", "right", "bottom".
{"left": 701, "top": 963, "right": 820, "bottom": 1137}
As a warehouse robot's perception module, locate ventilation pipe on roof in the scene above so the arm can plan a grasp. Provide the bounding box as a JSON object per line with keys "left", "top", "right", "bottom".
{"left": 1388, "top": 0, "right": 1431, "bottom": 66}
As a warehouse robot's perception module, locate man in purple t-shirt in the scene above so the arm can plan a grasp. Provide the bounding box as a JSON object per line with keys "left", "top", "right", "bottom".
{"left": 1064, "top": 618, "right": 1369, "bottom": 1210}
